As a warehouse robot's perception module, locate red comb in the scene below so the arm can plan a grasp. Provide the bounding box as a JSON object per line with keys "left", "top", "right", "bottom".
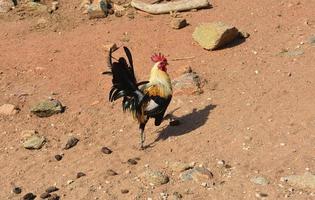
{"left": 151, "top": 53, "right": 167, "bottom": 62}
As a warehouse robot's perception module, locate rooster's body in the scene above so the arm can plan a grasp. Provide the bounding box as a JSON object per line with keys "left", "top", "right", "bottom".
{"left": 108, "top": 47, "right": 172, "bottom": 149}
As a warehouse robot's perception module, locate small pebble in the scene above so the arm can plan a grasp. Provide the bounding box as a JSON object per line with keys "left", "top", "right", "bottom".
{"left": 12, "top": 187, "right": 22, "bottom": 194}
{"left": 67, "top": 180, "right": 74, "bottom": 185}
{"left": 127, "top": 158, "right": 138, "bottom": 165}
{"left": 121, "top": 189, "right": 129, "bottom": 194}
{"left": 169, "top": 119, "right": 180, "bottom": 126}
{"left": 54, "top": 154, "right": 63, "bottom": 161}
{"left": 77, "top": 172, "right": 86, "bottom": 178}
{"left": 173, "top": 192, "right": 183, "bottom": 199}
{"left": 23, "top": 193, "right": 36, "bottom": 200}
{"left": 45, "top": 186, "right": 59, "bottom": 193}
{"left": 106, "top": 169, "right": 118, "bottom": 176}
{"left": 40, "top": 192, "right": 51, "bottom": 199}
{"left": 101, "top": 147, "right": 112, "bottom": 154}
{"left": 48, "top": 194, "right": 60, "bottom": 200}
{"left": 64, "top": 136, "right": 79, "bottom": 150}
{"left": 255, "top": 192, "right": 268, "bottom": 198}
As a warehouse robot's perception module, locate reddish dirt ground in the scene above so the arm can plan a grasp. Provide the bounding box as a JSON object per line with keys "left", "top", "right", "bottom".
{"left": 0, "top": 0, "right": 315, "bottom": 199}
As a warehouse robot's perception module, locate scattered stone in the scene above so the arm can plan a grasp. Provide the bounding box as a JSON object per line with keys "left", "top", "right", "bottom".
{"left": 281, "top": 172, "right": 315, "bottom": 189}
{"left": 255, "top": 192, "right": 268, "bottom": 198}
{"left": 279, "top": 49, "right": 304, "bottom": 57}
{"left": 173, "top": 192, "right": 183, "bottom": 199}
{"left": 0, "top": 0, "right": 14, "bottom": 13}
{"left": 168, "top": 161, "right": 192, "bottom": 172}
{"left": 103, "top": 43, "right": 118, "bottom": 52}
{"left": 141, "top": 169, "right": 169, "bottom": 186}
{"left": 0, "top": 104, "right": 19, "bottom": 115}
{"left": 23, "top": 135, "right": 46, "bottom": 150}
{"left": 172, "top": 71, "right": 203, "bottom": 95}
{"left": 64, "top": 136, "right": 79, "bottom": 150}
{"left": 12, "top": 186, "right": 22, "bottom": 194}
{"left": 23, "top": 193, "right": 36, "bottom": 200}
{"left": 31, "top": 99, "right": 64, "bottom": 117}
{"left": 45, "top": 186, "right": 59, "bottom": 193}
{"left": 67, "top": 180, "right": 74, "bottom": 185}
{"left": 88, "top": 0, "right": 112, "bottom": 19}
{"left": 193, "top": 22, "right": 240, "bottom": 50}
{"left": 77, "top": 172, "right": 86, "bottom": 178}
{"left": 169, "top": 119, "right": 180, "bottom": 126}
{"left": 40, "top": 192, "right": 51, "bottom": 199}
{"left": 51, "top": 1, "right": 59, "bottom": 11}
{"left": 24, "top": 1, "right": 47, "bottom": 13}
{"left": 127, "top": 158, "right": 138, "bottom": 165}
{"left": 48, "top": 194, "right": 60, "bottom": 200}
{"left": 121, "top": 189, "right": 129, "bottom": 194}
{"left": 250, "top": 176, "right": 270, "bottom": 186}
{"left": 217, "top": 160, "right": 226, "bottom": 168}
{"left": 54, "top": 154, "right": 63, "bottom": 161}
{"left": 309, "top": 36, "right": 315, "bottom": 45}
{"left": 180, "top": 167, "right": 214, "bottom": 184}
{"left": 106, "top": 169, "right": 118, "bottom": 176}
{"left": 171, "top": 18, "right": 188, "bottom": 29}
{"left": 101, "top": 146, "right": 112, "bottom": 154}
{"left": 239, "top": 31, "right": 250, "bottom": 38}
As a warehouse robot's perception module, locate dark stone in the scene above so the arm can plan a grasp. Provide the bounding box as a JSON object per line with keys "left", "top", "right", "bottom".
{"left": 76, "top": 172, "right": 86, "bottom": 178}
{"left": 54, "top": 154, "right": 63, "bottom": 161}
{"left": 127, "top": 158, "right": 138, "bottom": 165}
{"left": 40, "top": 192, "right": 51, "bottom": 199}
{"left": 106, "top": 169, "right": 118, "bottom": 176}
{"left": 12, "top": 187, "right": 22, "bottom": 194}
{"left": 121, "top": 189, "right": 129, "bottom": 194}
{"left": 101, "top": 146, "right": 112, "bottom": 154}
{"left": 64, "top": 137, "right": 79, "bottom": 150}
{"left": 45, "top": 186, "right": 59, "bottom": 193}
{"left": 23, "top": 193, "right": 36, "bottom": 200}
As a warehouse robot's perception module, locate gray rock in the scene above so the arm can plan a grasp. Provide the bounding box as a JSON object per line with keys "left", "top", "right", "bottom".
{"left": 192, "top": 22, "right": 240, "bottom": 50}
{"left": 309, "top": 36, "right": 315, "bottom": 45}
{"left": 171, "top": 18, "right": 188, "bottom": 29}
{"left": 180, "top": 167, "right": 213, "bottom": 184}
{"left": 23, "top": 135, "right": 46, "bottom": 149}
{"left": 31, "top": 99, "right": 64, "bottom": 117}
{"left": 250, "top": 176, "right": 270, "bottom": 186}
{"left": 40, "top": 192, "right": 51, "bottom": 199}
{"left": 88, "top": 0, "right": 111, "bottom": 19}
{"left": 64, "top": 136, "right": 79, "bottom": 150}
{"left": 281, "top": 172, "right": 315, "bottom": 190}
{"left": 0, "top": 104, "right": 19, "bottom": 115}
{"left": 141, "top": 169, "right": 169, "bottom": 186}
{"left": 12, "top": 186, "right": 22, "bottom": 194}
{"left": 172, "top": 71, "right": 202, "bottom": 95}
{"left": 0, "top": 0, "right": 13, "bottom": 13}
{"left": 45, "top": 186, "right": 59, "bottom": 193}
{"left": 23, "top": 193, "right": 36, "bottom": 200}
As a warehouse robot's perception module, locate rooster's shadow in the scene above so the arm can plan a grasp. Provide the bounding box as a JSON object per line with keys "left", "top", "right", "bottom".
{"left": 150, "top": 104, "right": 216, "bottom": 144}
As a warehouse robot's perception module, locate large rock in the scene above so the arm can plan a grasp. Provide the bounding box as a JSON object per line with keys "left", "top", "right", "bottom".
{"left": 192, "top": 22, "right": 240, "bottom": 50}
{"left": 172, "top": 71, "right": 203, "bottom": 95}
{"left": 23, "top": 135, "right": 46, "bottom": 149}
{"left": 0, "top": 0, "right": 14, "bottom": 13}
{"left": 281, "top": 172, "right": 315, "bottom": 190}
{"left": 88, "top": 0, "right": 112, "bottom": 19}
{"left": 141, "top": 169, "right": 169, "bottom": 186}
{"left": 0, "top": 104, "right": 19, "bottom": 115}
{"left": 179, "top": 167, "right": 214, "bottom": 184}
{"left": 31, "top": 99, "right": 64, "bottom": 117}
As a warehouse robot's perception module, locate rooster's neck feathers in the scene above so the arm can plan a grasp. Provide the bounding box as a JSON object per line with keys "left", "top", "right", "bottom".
{"left": 146, "top": 62, "right": 172, "bottom": 98}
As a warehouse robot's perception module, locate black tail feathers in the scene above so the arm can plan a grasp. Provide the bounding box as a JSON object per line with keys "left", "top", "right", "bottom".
{"left": 108, "top": 47, "right": 146, "bottom": 115}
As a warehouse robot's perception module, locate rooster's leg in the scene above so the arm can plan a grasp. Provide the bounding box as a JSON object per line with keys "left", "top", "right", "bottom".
{"left": 139, "top": 122, "right": 147, "bottom": 149}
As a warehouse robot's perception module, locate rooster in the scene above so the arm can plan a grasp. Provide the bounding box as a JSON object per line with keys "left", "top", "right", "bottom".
{"left": 107, "top": 46, "right": 172, "bottom": 149}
